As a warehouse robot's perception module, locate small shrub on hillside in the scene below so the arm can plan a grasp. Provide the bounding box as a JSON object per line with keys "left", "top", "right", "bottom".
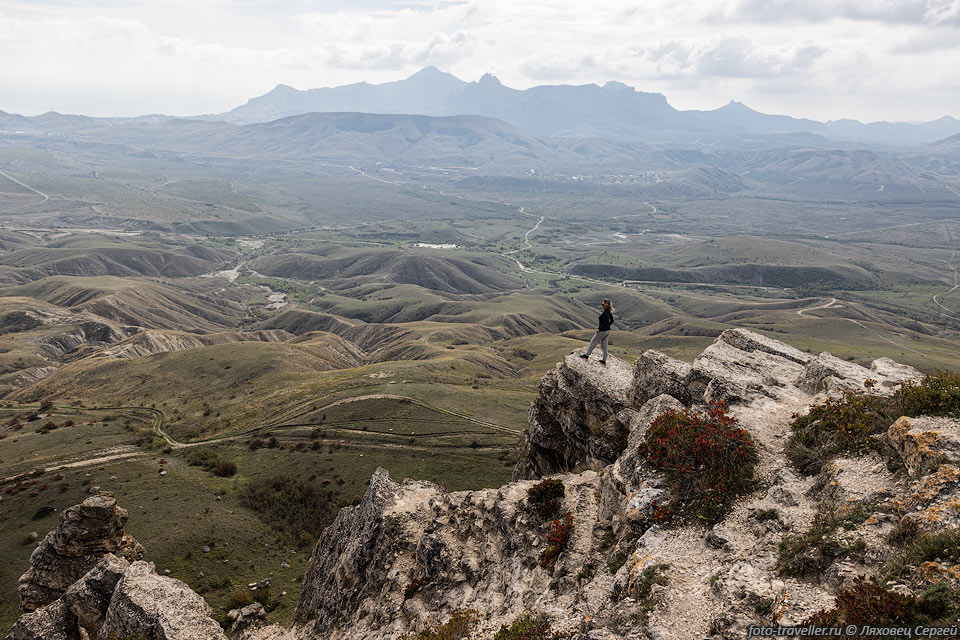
{"left": 540, "top": 512, "right": 574, "bottom": 572}
{"left": 241, "top": 476, "right": 340, "bottom": 547}
{"left": 753, "top": 508, "right": 781, "bottom": 523}
{"left": 527, "top": 478, "right": 565, "bottom": 520}
{"left": 630, "top": 563, "right": 670, "bottom": 621}
{"left": 224, "top": 591, "right": 253, "bottom": 611}
{"left": 882, "top": 528, "right": 960, "bottom": 582}
{"left": 786, "top": 391, "right": 899, "bottom": 474}
{"left": 805, "top": 576, "right": 958, "bottom": 628}
{"left": 214, "top": 461, "right": 237, "bottom": 477}
{"left": 897, "top": 371, "right": 960, "bottom": 418}
{"left": 493, "top": 611, "right": 568, "bottom": 640}
{"left": 187, "top": 448, "right": 220, "bottom": 470}
{"left": 777, "top": 500, "right": 870, "bottom": 578}
{"left": 399, "top": 609, "right": 478, "bottom": 640}
{"left": 511, "top": 348, "right": 536, "bottom": 361}
{"left": 32, "top": 506, "right": 55, "bottom": 520}
{"left": 642, "top": 403, "right": 758, "bottom": 523}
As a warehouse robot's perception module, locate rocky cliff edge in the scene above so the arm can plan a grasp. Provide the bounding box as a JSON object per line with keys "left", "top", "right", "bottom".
{"left": 8, "top": 328, "right": 959, "bottom": 640}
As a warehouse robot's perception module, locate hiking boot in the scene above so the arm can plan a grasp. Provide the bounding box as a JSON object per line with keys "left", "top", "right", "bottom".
{"left": 599, "top": 360, "right": 606, "bottom": 366}
{"left": 579, "top": 353, "right": 588, "bottom": 359}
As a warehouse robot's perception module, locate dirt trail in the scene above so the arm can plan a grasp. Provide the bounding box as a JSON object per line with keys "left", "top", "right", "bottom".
{"left": 0, "top": 169, "right": 49, "bottom": 213}
{"left": 3, "top": 394, "right": 521, "bottom": 475}
{"left": 932, "top": 252, "right": 959, "bottom": 320}
{"left": 796, "top": 297, "right": 837, "bottom": 317}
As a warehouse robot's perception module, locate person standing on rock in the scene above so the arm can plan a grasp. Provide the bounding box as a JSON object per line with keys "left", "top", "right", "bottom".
{"left": 580, "top": 298, "right": 614, "bottom": 365}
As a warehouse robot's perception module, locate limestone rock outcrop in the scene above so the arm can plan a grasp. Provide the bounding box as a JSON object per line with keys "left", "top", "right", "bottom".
{"left": 17, "top": 494, "right": 144, "bottom": 613}
{"left": 295, "top": 467, "right": 607, "bottom": 638}
{"left": 7, "top": 599, "right": 79, "bottom": 640}
{"left": 513, "top": 353, "right": 633, "bottom": 480}
{"left": 99, "top": 561, "right": 227, "bottom": 640}
{"left": 5, "top": 328, "right": 954, "bottom": 640}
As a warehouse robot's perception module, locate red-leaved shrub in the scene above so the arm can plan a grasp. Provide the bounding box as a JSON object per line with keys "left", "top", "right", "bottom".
{"left": 643, "top": 402, "right": 758, "bottom": 523}
{"left": 540, "top": 512, "right": 573, "bottom": 571}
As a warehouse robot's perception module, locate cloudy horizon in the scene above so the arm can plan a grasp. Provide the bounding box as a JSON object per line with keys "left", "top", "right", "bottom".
{"left": 1, "top": 0, "right": 958, "bottom": 123}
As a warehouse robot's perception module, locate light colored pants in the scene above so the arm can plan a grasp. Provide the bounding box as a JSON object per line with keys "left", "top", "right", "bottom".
{"left": 584, "top": 330, "right": 609, "bottom": 361}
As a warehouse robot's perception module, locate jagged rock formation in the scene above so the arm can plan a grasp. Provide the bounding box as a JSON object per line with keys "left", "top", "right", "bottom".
{"left": 17, "top": 494, "right": 144, "bottom": 613}
{"left": 8, "top": 496, "right": 226, "bottom": 640}
{"left": 7, "top": 328, "right": 959, "bottom": 640}
{"left": 513, "top": 355, "right": 634, "bottom": 480}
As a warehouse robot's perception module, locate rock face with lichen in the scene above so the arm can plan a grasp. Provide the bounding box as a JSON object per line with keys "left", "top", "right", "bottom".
{"left": 6, "top": 328, "right": 959, "bottom": 640}
{"left": 16, "top": 494, "right": 144, "bottom": 614}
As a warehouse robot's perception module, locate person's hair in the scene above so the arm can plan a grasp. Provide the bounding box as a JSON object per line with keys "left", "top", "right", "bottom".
{"left": 602, "top": 298, "right": 613, "bottom": 312}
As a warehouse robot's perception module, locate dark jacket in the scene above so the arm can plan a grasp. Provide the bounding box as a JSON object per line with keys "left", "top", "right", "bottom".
{"left": 598, "top": 309, "right": 614, "bottom": 332}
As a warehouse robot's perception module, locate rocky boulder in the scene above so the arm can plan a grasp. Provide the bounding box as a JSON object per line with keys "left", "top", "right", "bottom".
{"left": 513, "top": 354, "right": 633, "bottom": 481}
{"left": 295, "top": 467, "right": 609, "bottom": 639}
{"left": 888, "top": 415, "right": 960, "bottom": 476}
{"left": 17, "top": 494, "right": 144, "bottom": 612}
{"left": 62, "top": 553, "right": 129, "bottom": 637}
{"left": 630, "top": 350, "right": 691, "bottom": 405}
{"left": 796, "top": 352, "right": 875, "bottom": 394}
{"left": 99, "top": 561, "right": 227, "bottom": 640}
{"left": 6, "top": 600, "right": 79, "bottom": 640}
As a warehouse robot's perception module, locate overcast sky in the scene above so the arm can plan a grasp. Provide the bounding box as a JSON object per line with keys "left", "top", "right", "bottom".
{"left": 1, "top": 0, "right": 958, "bottom": 122}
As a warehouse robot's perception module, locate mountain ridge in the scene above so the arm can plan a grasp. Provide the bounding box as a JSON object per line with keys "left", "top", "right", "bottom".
{"left": 209, "top": 67, "right": 960, "bottom": 145}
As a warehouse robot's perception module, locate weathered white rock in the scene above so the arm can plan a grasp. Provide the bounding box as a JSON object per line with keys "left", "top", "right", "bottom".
{"left": 870, "top": 358, "right": 923, "bottom": 389}
{"left": 295, "top": 467, "right": 606, "bottom": 639}
{"left": 717, "top": 328, "right": 812, "bottom": 365}
{"left": 894, "top": 465, "right": 960, "bottom": 532}
{"left": 231, "top": 602, "right": 267, "bottom": 637}
{"left": 888, "top": 415, "right": 960, "bottom": 476}
{"left": 631, "top": 350, "right": 691, "bottom": 405}
{"left": 6, "top": 599, "right": 80, "bottom": 640}
{"left": 62, "top": 553, "right": 129, "bottom": 637}
{"left": 514, "top": 354, "right": 633, "bottom": 480}
{"left": 796, "top": 353, "right": 874, "bottom": 394}
{"left": 17, "top": 495, "right": 144, "bottom": 613}
{"left": 99, "top": 561, "right": 227, "bottom": 640}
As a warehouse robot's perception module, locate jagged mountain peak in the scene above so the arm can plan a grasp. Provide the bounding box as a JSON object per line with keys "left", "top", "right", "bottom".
{"left": 477, "top": 72, "right": 503, "bottom": 86}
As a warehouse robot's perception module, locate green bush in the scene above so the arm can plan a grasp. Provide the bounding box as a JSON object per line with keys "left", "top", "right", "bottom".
{"left": 630, "top": 563, "right": 670, "bottom": 621}
{"left": 787, "top": 371, "right": 960, "bottom": 475}
{"left": 805, "top": 576, "right": 958, "bottom": 628}
{"left": 882, "top": 528, "right": 960, "bottom": 583}
{"left": 240, "top": 475, "right": 340, "bottom": 547}
{"left": 32, "top": 506, "right": 55, "bottom": 520}
{"left": 493, "top": 611, "right": 567, "bottom": 640}
{"left": 186, "top": 448, "right": 220, "bottom": 471}
{"left": 214, "top": 460, "right": 237, "bottom": 477}
{"left": 897, "top": 371, "right": 960, "bottom": 419}
{"left": 399, "top": 609, "right": 478, "bottom": 640}
{"left": 642, "top": 403, "right": 758, "bottom": 523}
{"left": 777, "top": 501, "right": 870, "bottom": 578}
{"left": 786, "top": 391, "right": 898, "bottom": 475}
{"left": 527, "top": 478, "right": 565, "bottom": 520}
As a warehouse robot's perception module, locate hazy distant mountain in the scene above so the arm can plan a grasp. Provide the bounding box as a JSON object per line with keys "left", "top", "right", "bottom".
{"left": 54, "top": 111, "right": 660, "bottom": 167}
{"left": 212, "top": 68, "right": 960, "bottom": 146}
{"left": 685, "top": 101, "right": 830, "bottom": 137}
{"left": 220, "top": 67, "right": 466, "bottom": 124}
{"left": 825, "top": 116, "right": 960, "bottom": 145}
{"left": 931, "top": 132, "right": 960, "bottom": 152}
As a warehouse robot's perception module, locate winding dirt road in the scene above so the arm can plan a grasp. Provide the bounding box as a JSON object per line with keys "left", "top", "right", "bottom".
{"left": 0, "top": 169, "right": 49, "bottom": 213}
{"left": 933, "top": 253, "right": 959, "bottom": 320}
{"left": 3, "top": 394, "right": 521, "bottom": 477}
